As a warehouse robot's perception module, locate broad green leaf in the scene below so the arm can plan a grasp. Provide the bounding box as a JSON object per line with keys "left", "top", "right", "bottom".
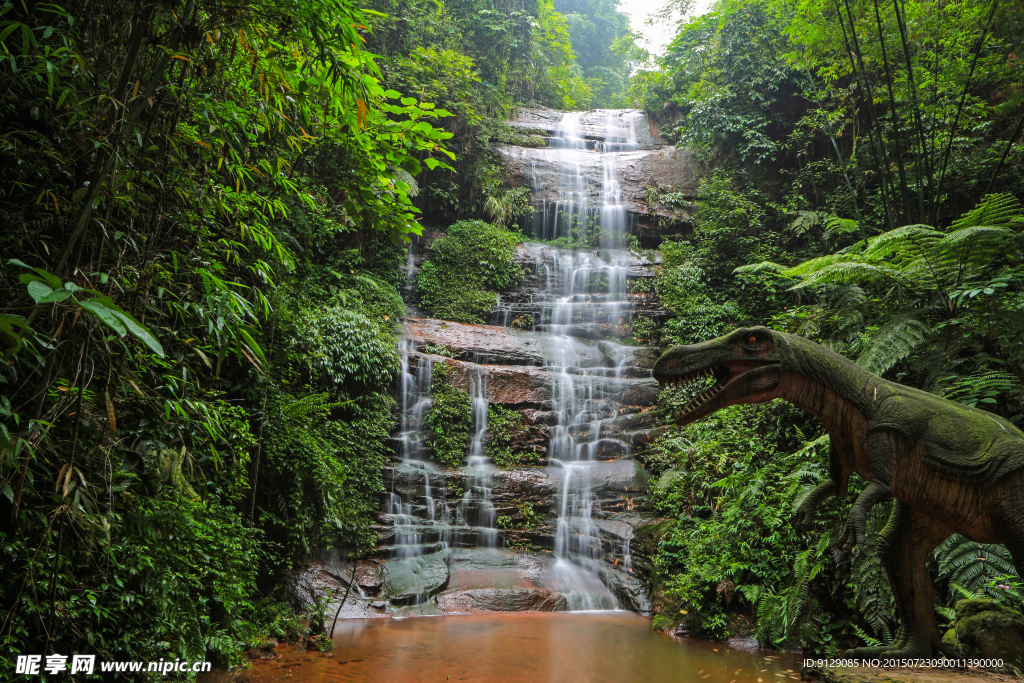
{"left": 37, "top": 289, "right": 73, "bottom": 304}
{"left": 109, "top": 309, "right": 164, "bottom": 357}
{"left": 79, "top": 299, "right": 127, "bottom": 335}
{"left": 9, "top": 259, "right": 62, "bottom": 288}
{"left": 26, "top": 280, "right": 54, "bottom": 303}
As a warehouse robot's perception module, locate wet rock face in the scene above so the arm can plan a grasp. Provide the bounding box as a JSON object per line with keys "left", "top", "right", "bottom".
{"left": 436, "top": 588, "right": 568, "bottom": 613}
{"left": 498, "top": 107, "right": 697, "bottom": 225}
{"left": 442, "top": 360, "right": 550, "bottom": 406}
{"left": 406, "top": 317, "right": 600, "bottom": 366}
{"left": 287, "top": 561, "right": 390, "bottom": 621}
{"left": 508, "top": 107, "right": 664, "bottom": 149}
{"left": 497, "top": 144, "right": 696, "bottom": 221}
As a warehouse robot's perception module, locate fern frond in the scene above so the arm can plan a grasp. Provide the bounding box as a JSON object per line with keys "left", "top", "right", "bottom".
{"left": 783, "top": 252, "right": 861, "bottom": 278}
{"left": 788, "top": 211, "right": 824, "bottom": 236}
{"left": 282, "top": 392, "right": 351, "bottom": 419}
{"left": 392, "top": 168, "right": 420, "bottom": 197}
{"left": 830, "top": 284, "right": 866, "bottom": 309}
{"left": 788, "top": 262, "right": 907, "bottom": 290}
{"left": 825, "top": 216, "right": 860, "bottom": 235}
{"left": 941, "top": 370, "right": 1023, "bottom": 408}
{"left": 864, "top": 224, "right": 943, "bottom": 261}
{"left": 856, "top": 313, "right": 929, "bottom": 375}
{"left": 949, "top": 193, "right": 1024, "bottom": 233}
{"left": 934, "top": 534, "right": 1020, "bottom": 604}
{"left": 734, "top": 261, "right": 789, "bottom": 275}
{"left": 851, "top": 509, "right": 895, "bottom": 637}
{"left": 852, "top": 624, "right": 883, "bottom": 647}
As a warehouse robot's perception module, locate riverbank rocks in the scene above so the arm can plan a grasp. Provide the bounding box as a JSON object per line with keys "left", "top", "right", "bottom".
{"left": 287, "top": 560, "right": 389, "bottom": 621}
{"left": 942, "top": 599, "right": 1024, "bottom": 672}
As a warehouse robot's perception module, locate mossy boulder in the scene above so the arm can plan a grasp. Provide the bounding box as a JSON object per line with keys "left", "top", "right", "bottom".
{"left": 942, "top": 599, "right": 1024, "bottom": 671}
{"left": 305, "top": 634, "right": 333, "bottom": 652}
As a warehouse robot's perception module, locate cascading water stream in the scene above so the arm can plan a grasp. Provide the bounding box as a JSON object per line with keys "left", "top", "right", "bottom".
{"left": 527, "top": 110, "right": 645, "bottom": 609}
{"left": 459, "top": 369, "right": 499, "bottom": 547}
{"left": 377, "top": 109, "right": 660, "bottom": 615}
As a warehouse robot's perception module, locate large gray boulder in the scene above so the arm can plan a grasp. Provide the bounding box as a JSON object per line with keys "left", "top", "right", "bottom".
{"left": 381, "top": 551, "right": 451, "bottom": 605}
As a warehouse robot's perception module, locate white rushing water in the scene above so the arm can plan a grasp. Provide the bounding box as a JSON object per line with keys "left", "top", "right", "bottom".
{"left": 383, "top": 109, "right": 652, "bottom": 611}
{"left": 526, "top": 110, "right": 644, "bottom": 609}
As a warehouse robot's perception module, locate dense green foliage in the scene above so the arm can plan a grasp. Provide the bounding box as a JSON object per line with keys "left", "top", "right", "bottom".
{"left": 425, "top": 363, "right": 473, "bottom": 467}
{"left": 0, "top": 0, "right": 647, "bottom": 664}
{"left": 0, "top": 0, "right": 454, "bottom": 667}
{"left": 363, "top": 0, "right": 634, "bottom": 220}
{"left": 553, "top": 0, "right": 632, "bottom": 107}
{"left": 639, "top": 0, "right": 1024, "bottom": 655}
{"left": 485, "top": 405, "right": 536, "bottom": 467}
{"left": 417, "top": 220, "right": 524, "bottom": 323}
{"left": 0, "top": 0, "right": 1020, "bottom": 666}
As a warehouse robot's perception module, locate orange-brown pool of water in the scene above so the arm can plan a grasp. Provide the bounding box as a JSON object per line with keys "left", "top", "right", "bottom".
{"left": 204, "top": 611, "right": 800, "bottom": 683}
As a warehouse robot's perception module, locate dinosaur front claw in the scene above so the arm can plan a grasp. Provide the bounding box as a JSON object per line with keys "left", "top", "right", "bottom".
{"left": 793, "top": 503, "right": 815, "bottom": 535}
{"left": 839, "top": 514, "right": 868, "bottom": 553}
{"left": 792, "top": 478, "right": 837, "bottom": 535}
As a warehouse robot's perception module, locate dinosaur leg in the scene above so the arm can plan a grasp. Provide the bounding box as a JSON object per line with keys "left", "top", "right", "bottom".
{"left": 998, "top": 470, "right": 1024, "bottom": 578}
{"left": 846, "top": 501, "right": 951, "bottom": 659}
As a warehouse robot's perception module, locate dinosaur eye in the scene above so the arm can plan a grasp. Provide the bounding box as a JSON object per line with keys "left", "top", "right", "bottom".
{"left": 748, "top": 335, "right": 758, "bottom": 344}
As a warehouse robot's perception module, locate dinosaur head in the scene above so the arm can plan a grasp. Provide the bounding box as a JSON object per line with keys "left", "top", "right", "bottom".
{"left": 653, "top": 326, "right": 784, "bottom": 426}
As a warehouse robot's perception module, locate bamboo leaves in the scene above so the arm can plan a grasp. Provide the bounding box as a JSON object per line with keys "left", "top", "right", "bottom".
{"left": 9, "top": 260, "right": 164, "bottom": 356}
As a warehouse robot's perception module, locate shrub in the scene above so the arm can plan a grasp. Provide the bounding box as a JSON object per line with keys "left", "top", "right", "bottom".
{"left": 291, "top": 305, "right": 400, "bottom": 392}
{"left": 426, "top": 363, "right": 472, "bottom": 466}
{"left": 417, "top": 220, "right": 524, "bottom": 323}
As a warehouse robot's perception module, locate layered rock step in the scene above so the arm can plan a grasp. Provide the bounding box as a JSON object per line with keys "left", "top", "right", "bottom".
{"left": 498, "top": 107, "right": 696, "bottom": 240}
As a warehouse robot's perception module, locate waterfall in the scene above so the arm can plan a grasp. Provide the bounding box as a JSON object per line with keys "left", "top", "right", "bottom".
{"left": 459, "top": 369, "right": 498, "bottom": 548}
{"left": 522, "top": 110, "right": 645, "bottom": 609}
{"left": 377, "top": 108, "right": 662, "bottom": 616}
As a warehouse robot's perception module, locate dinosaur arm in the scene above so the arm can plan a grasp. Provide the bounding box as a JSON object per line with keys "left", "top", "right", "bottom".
{"left": 839, "top": 428, "right": 906, "bottom": 551}
{"left": 794, "top": 440, "right": 856, "bottom": 533}
{"left": 841, "top": 481, "right": 893, "bottom": 551}
{"left": 794, "top": 478, "right": 836, "bottom": 533}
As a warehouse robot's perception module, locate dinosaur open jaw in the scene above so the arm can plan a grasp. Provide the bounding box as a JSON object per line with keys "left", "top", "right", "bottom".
{"left": 656, "top": 360, "right": 777, "bottom": 421}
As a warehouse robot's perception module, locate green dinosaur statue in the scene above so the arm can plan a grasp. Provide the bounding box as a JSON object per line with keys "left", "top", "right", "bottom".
{"left": 652, "top": 326, "right": 1024, "bottom": 659}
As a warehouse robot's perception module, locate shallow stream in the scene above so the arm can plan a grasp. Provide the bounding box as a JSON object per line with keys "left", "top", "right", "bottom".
{"left": 204, "top": 612, "right": 800, "bottom": 683}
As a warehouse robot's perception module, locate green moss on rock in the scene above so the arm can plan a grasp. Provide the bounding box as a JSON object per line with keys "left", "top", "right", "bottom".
{"left": 943, "top": 599, "right": 1024, "bottom": 671}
